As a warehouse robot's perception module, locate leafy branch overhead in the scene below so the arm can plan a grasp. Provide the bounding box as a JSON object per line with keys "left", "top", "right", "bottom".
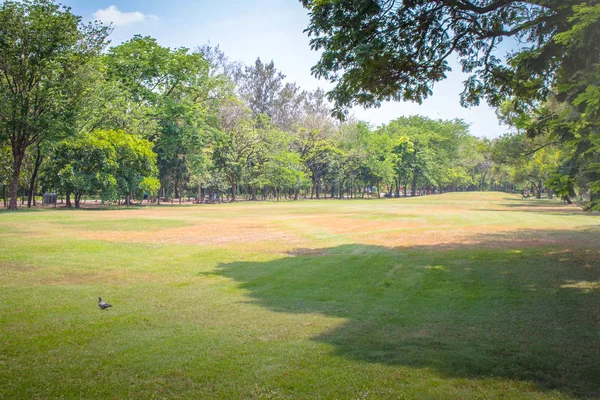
{"left": 301, "top": 0, "right": 597, "bottom": 112}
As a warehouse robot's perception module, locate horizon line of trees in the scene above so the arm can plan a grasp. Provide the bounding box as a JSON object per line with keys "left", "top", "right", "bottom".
{"left": 1, "top": 0, "right": 595, "bottom": 210}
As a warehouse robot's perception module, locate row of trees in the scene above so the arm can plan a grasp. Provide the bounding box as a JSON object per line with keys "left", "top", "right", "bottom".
{"left": 1, "top": 0, "right": 595, "bottom": 209}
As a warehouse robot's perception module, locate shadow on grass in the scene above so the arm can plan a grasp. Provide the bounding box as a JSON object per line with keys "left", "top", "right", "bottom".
{"left": 483, "top": 208, "right": 598, "bottom": 216}
{"left": 215, "top": 228, "right": 600, "bottom": 398}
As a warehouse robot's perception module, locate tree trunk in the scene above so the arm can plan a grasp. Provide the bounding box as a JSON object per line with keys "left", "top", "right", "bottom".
{"left": 74, "top": 193, "right": 82, "bottom": 209}
{"left": 65, "top": 192, "right": 72, "bottom": 208}
{"left": 2, "top": 184, "right": 6, "bottom": 208}
{"left": 564, "top": 196, "right": 573, "bottom": 204}
{"left": 231, "top": 182, "right": 237, "bottom": 202}
{"left": 7, "top": 148, "right": 26, "bottom": 210}
{"left": 27, "top": 144, "right": 43, "bottom": 208}
{"left": 316, "top": 179, "right": 321, "bottom": 199}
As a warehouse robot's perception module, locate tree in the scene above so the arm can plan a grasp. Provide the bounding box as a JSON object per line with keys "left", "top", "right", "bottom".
{"left": 237, "top": 58, "right": 286, "bottom": 118}
{"left": 290, "top": 89, "right": 339, "bottom": 199}
{"left": 42, "top": 130, "right": 159, "bottom": 208}
{"left": 375, "top": 116, "right": 472, "bottom": 195}
{"left": 301, "top": 0, "right": 595, "bottom": 113}
{"left": 259, "top": 128, "right": 306, "bottom": 201}
{"left": 212, "top": 100, "right": 264, "bottom": 202}
{"left": 104, "top": 36, "right": 227, "bottom": 202}
{"left": 111, "top": 131, "right": 160, "bottom": 206}
{"left": 0, "top": 0, "right": 110, "bottom": 209}
{"left": 43, "top": 131, "right": 117, "bottom": 208}
{"left": 492, "top": 131, "right": 563, "bottom": 198}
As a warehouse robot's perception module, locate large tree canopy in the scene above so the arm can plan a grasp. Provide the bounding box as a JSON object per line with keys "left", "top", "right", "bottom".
{"left": 301, "top": 0, "right": 598, "bottom": 115}
{"left": 0, "top": 0, "right": 110, "bottom": 209}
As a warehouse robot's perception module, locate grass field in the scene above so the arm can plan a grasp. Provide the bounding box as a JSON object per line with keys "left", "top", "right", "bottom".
{"left": 1, "top": 192, "right": 599, "bottom": 399}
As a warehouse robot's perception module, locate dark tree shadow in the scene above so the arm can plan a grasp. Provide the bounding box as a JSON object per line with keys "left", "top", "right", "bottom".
{"left": 214, "top": 228, "right": 600, "bottom": 398}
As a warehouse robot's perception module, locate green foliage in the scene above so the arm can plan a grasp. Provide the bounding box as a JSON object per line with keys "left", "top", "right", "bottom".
{"left": 374, "top": 116, "right": 476, "bottom": 193}
{"left": 43, "top": 130, "right": 158, "bottom": 207}
{"left": 3, "top": 2, "right": 577, "bottom": 207}
{"left": 301, "top": 0, "right": 599, "bottom": 207}
{"left": 110, "top": 131, "right": 160, "bottom": 202}
{"left": 102, "top": 35, "right": 229, "bottom": 201}
{"left": 546, "top": 173, "right": 576, "bottom": 202}
{"left": 0, "top": 0, "right": 110, "bottom": 209}
{"left": 301, "top": 0, "right": 596, "bottom": 114}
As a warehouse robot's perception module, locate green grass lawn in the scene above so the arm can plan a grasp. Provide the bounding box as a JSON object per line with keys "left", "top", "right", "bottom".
{"left": 1, "top": 193, "right": 599, "bottom": 399}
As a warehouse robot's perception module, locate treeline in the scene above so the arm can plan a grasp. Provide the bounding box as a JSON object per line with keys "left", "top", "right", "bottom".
{"left": 0, "top": 1, "right": 593, "bottom": 209}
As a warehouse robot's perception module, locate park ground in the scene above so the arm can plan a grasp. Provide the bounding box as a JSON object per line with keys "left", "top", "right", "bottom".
{"left": 0, "top": 192, "right": 599, "bottom": 399}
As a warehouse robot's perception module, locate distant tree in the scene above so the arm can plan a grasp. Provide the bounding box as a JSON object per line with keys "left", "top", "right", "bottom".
{"left": 43, "top": 131, "right": 117, "bottom": 208}
{"left": 375, "top": 116, "right": 472, "bottom": 195}
{"left": 111, "top": 131, "right": 161, "bottom": 206}
{"left": 43, "top": 130, "right": 159, "bottom": 208}
{"left": 0, "top": 0, "right": 110, "bottom": 209}
{"left": 238, "top": 58, "right": 286, "bottom": 118}
{"left": 104, "top": 36, "right": 227, "bottom": 201}
{"left": 493, "top": 132, "right": 562, "bottom": 199}
{"left": 212, "top": 100, "right": 265, "bottom": 202}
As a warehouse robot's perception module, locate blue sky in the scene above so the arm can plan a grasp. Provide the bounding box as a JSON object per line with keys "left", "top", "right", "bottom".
{"left": 62, "top": 0, "right": 507, "bottom": 138}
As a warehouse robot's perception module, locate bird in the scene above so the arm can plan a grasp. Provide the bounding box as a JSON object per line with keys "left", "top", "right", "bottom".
{"left": 98, "top": 297, "right": 112, "bottom": 310}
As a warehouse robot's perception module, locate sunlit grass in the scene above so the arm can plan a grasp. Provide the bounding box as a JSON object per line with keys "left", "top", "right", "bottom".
{"left": 1, "top": 193, "right": 599, "bottom": 399}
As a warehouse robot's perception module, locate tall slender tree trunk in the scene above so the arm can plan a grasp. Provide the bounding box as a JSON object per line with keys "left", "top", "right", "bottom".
{"left": 316, "top": 180, "right": 321, "bottom": 199}
{"left": 411, "top": 175, "right": 417, "bottom": 197}
{"left": 2, "top": 184, "right": 6, "bottom": 208}
{"left": 231, "top": 182, "right": 237, "bottom": 202}
{"left": 65, "top": 192, "right": 72, "bottom": 208}
{"left": 8, "top": 147, "right": 26, "bottom": 210}
{"left": 27, "top": 144, "right": 43, "bottom": 208}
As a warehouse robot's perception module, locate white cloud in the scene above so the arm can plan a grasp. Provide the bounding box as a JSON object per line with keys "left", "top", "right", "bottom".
{"left": 93, "top": 6, "right": 158, "bottom": 27}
